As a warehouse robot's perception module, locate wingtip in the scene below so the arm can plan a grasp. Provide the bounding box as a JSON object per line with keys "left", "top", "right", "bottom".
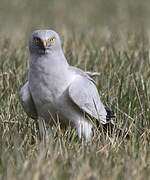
{"left": 105, "top": 106, "right": 116, "bottom": 122}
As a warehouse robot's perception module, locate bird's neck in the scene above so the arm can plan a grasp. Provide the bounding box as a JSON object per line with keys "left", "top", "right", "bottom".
{"left": 29, "top": 50, "right": 69, "bottom": 73}
{"left": 28, "top": 50, "right": 72, "bottom": 97}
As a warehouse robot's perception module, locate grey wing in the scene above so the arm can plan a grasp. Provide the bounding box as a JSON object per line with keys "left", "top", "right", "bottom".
{"left": 68, "top": 76, "right": 108, "bottom": 124}
{"left": 19, "top": 82, "right": 37, "bottom": 119}
{"left": 69, "top": 66, "right": 100, "bottom": 82}
{"left": 85, "top": 71, "right": 100, "bottom": 78}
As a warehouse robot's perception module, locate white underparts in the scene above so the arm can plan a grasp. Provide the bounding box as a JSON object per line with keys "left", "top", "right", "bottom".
{"left": 76, "top": 120, "right": 93, "bottom": 141}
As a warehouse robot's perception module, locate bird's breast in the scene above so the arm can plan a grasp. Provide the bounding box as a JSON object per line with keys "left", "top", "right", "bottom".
{"left": 29, "top": 66, "right": 75, "bottom": 109}
{"left": 28, "top": 54, "right": 77, "bottom": 114}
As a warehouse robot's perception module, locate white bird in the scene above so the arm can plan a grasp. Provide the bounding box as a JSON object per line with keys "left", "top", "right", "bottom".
{"left": 19, "top": 30, "right": 117, "bottom": 143}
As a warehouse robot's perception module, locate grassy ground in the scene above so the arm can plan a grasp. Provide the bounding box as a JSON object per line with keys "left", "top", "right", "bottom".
{"left": 1, "top": 1, "right": 150, "bottom": 180}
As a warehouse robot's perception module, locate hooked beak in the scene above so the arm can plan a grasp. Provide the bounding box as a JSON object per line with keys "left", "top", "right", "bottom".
{"left": 43, "top": 40, "right": 47, "bottom": 47}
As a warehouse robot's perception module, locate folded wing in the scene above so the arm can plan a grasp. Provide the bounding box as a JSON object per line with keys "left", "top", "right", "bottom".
{"left": 68, "top": 76, "right": 109, "bottom": 124}
{"left": 19, "top": 82, "right": 37, "bottom": 119}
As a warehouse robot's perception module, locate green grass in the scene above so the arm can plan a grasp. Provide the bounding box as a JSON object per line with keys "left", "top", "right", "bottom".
{"left": 1, "top": 1, "right": 150, "bottom": 180}
{"left": 1, "top": 31, "right": 150, "bottom": 180}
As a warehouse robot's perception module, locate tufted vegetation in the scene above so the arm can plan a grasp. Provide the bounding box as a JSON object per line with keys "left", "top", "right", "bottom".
{"left": 1, "top": 0, "right": 150, "bottom": 179}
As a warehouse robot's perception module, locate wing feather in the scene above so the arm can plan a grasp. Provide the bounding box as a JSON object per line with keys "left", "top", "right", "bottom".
{"left": 68, "top": 76, "right": 108, "bottom": 124}
{"left": 19, "top": 82, "right": 37, "bottom": 119}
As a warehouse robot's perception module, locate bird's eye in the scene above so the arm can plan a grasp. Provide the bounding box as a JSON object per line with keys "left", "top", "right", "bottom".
{"left": 34, "top": 38, "right": 40, "bottom": 43}
{"left": 50, "top": 38, "right": 55, "bottom": 43}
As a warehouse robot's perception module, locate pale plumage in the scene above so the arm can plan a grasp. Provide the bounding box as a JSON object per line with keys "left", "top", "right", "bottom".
{"left": 19, "top": 29, "right": 116, "bottom": 142}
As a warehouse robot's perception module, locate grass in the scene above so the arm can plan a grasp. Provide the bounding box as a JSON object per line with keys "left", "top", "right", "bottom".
{"left": 1, "top": 1, "right": 150, "bottom": 180}
{"left": 1, "top": 30, "right": 150, "bottom": 180}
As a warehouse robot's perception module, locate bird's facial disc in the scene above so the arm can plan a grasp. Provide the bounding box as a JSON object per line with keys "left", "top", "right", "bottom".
{"left": 30, "top": 30, "right": 61, "bottom": 55}
{"left": 33, "top": 37, "right": 55, "bottom": 52}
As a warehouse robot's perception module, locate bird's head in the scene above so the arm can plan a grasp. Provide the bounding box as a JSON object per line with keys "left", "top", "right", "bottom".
{"left": 29, "top": 30, "right": 62, "bottom": 55}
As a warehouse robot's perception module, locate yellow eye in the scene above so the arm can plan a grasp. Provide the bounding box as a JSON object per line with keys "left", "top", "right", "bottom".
{"left": 50, "top": 38, "right": 55, "bottom": 43}
{"left": 34, "top": 38, "right": 40, "bottom": 43}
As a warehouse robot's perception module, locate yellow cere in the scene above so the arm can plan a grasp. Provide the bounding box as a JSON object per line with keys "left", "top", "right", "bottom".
{"left": 34, "top": 38, "right": 40, "bottom": 43}
{"left": 43, "top": 40, "right": 47, "bottom": 47}
{"left": 50, "top": 38, "right": 55, "bottom": 43}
